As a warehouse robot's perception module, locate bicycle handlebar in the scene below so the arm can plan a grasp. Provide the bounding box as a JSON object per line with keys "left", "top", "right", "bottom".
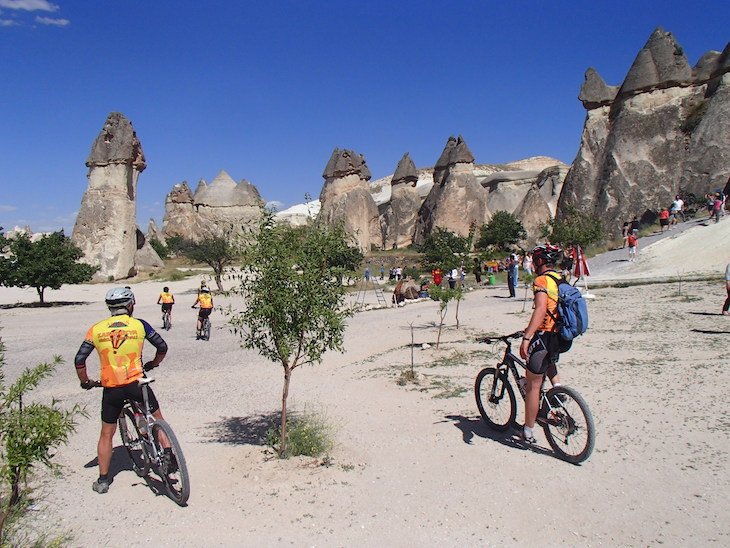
{"left": 476, "top": 331, "right": 524, "bottom": 345}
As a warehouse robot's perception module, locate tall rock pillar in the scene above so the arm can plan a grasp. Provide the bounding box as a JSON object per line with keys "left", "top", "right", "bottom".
{"left": 318, "top": 148, "right": 380, "bottom": 253}
{"left": 72, "top": 112, "right": 146, "bottom": 280}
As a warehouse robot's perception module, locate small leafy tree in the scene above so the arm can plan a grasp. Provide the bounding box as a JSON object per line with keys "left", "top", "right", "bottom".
{"left": 185, "top": 236, "right": 239, "bottom": 292}
{"left": 228, "top": 213, "right": 354, "bottom": 457}
{"left": 540, "top": 206, "right": 605, "bottom": 249}
{"left": 418, "top": 228, "right": 470, "bottom": 272}
{"left": 0, "top": 338, "right": 85, "bottom": 542}
{"left": 476, "top": 211, "right": 527, "bottom": 251}
{"left": 429, "top": 285, "right": 463, "bottom": 349}
{"left": 165, "top": 235, "right": 196, "bottom": 257}
{"left": 0, "top": 231, "right": 97, "bottom": 303}
{"left": 148, "top": 237, "right": 169, "bottom": 260}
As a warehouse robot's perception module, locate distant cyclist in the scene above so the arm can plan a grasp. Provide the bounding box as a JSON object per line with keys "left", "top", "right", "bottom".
{"left": 74, "top": 287, "right": 170, "bottom": 494}
{"left": 518, "top": 244, "right": 567, "bottom": 444}
{"left": 192, "top": 286, "right": 214, "bottom": 339}
{"left": 157, "top": 286, "right": 175, "bottom": 327}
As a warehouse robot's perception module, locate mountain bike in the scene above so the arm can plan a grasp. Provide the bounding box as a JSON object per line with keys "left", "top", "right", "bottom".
{"left": 116, "top": 377, "right": 190, "bottom": 505}
{"left": 162, "top": 308, "right": 171, "bottom": 330}
{"left": 474, "top": 331, "right": 595, "bottom": 464}
{"left": 192, "top": 306, "right": 211, "bottom": 341}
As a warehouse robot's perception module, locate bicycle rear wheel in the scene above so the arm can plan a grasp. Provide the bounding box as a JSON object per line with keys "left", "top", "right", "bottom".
{"left": 163, "top": 312, "right": 171, "bottom": 330}
{"left": 150, "top": 420, "right": 190, "bottom": 506}
{"left": 475, "top": 367, "right": 516, "bottom": 431}
{"left": 118, "top": 408, "right": 150, "bottom": 477}
{"left": 203, "top": 319, "right": 211, "bottom": 341}
{"left": 541, "top": 386, "right": 595, "bottom": 464}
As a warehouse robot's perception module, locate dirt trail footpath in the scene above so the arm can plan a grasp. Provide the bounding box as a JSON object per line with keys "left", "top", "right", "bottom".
{"left": 1, "top": 272, "right": 728, "bottom": 546}
{"left": 587, "top": 216, "right": 729, "bottom": 283}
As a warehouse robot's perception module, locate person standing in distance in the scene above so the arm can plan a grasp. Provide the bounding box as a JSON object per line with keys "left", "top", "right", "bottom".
{"left": 74, "top": 287, "right": 169, "bottom": 494}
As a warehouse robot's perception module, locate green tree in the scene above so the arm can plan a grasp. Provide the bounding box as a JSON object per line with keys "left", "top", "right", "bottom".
{"left": 185, "top": 236, "right": 238, "bottom": 292}
{"left": 227, "top": 213, "right": 354, "bottom": 457}
{"left": 165, "top": 235, "right": 196, "bottom": 257}
{"left": 0, "top": 338, "right": 85, "bottom": 542}
{"left": 148, "top": 236, "right": 169, "bottom": 260}
{"left": 429, "top": 285, "right": 463, "bottom": 349}
{"left": 540, "top": 206, "right": 605, "bottom": 249}
{"left": 418, "top": 228, "right": 470, "bottom": 272}
{"left": 0, "top": 232, "right": 97, "bottom": 303}
{"left": 476, "top": 211, "right": 527, "bottom": 251}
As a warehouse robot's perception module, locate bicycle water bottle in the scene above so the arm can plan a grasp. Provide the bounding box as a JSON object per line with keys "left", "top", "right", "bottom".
{"left": 135, "top": 412, "right": 148, "bottom": 436}
{"left": 518, "top": 378, "right": 527, "bottom": 397}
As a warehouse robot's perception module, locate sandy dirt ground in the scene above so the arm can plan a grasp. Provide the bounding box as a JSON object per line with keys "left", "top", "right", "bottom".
{"left": 1, "top": 220, "right": 729, "bottom": 546}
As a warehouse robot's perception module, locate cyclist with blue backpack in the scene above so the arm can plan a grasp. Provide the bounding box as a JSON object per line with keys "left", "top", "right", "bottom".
{"left": 518, "top": 244, "right": 569, "bottom": 444}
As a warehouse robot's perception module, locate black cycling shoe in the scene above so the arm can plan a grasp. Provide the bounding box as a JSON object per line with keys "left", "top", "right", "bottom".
{"left": 92, "top": 479, "right": 110, "bottom": 494}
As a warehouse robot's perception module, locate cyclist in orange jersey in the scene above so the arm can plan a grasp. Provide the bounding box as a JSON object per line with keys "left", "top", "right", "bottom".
{"left": 74, "top": 287, "right": 169, "bottom": 494}
{"left": 191, "top": 286, "right": 214, "bottom": 339}
{"left": 157, "top": 286, "right": 175, "bottom": 326}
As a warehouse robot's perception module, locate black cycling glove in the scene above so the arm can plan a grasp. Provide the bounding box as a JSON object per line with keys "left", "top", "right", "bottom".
{"left": 143, "top": 361, "right": 158, "bottom": 372}
{"left": 80, "top": 380, "right": 99, "bottom": 390}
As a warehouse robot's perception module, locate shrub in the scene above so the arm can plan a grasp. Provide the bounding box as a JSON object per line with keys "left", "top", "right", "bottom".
{"left": 264, "top": 411, "right": 333, "bottom": 458}
{"left": 149, "top": 237, "right": 168, "bottom": 259}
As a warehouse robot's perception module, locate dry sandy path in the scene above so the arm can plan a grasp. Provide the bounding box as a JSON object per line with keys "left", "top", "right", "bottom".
{"left": 1, "top": 221, "right": 729, "bottom": 546}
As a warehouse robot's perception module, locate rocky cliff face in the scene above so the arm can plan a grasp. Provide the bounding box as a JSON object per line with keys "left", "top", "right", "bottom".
{"left": 413, "top": 136, "right": 490, "bottom": 245}
{"left": 559, "top": 28, "right": 730, "bottom": 235}
{"left": 318, "top": 148, "right": 380, "bottom": 253}
{"left": 72, "top": 112, "right": 146, "bottom": 280}
{"left": 162, "top": 171, "right": 264, "bottom": 242}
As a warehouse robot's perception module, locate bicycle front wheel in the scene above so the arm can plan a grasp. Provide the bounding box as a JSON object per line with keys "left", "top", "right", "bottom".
{"left": 150, "top": 420, "right": 190, "bottom": 506}
{"left": 475, "top": 367, "right": 516, "bottom": 431}
{"left": 118, "top": 408, "right": 150, "bottom": 477}
{"left": 541, "top": 386, "right": 595, "bottom": 464}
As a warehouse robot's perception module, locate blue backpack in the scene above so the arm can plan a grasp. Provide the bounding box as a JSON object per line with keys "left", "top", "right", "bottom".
{"left": 545, "top": 273, "right": 589, "bottom": 342}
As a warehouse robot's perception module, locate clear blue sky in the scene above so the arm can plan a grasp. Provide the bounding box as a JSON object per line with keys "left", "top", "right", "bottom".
{"left": 1, "top": 0, "right": 728, "bottom": 233}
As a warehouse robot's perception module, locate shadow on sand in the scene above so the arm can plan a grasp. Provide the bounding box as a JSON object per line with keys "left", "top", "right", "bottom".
{"left": 0, "top": 301, "right": 89, "bottom": 310}
{"left": 204, "top": 412, "right": 280, "bottom": 446}
{"left": 442, "top": 414, "right": 555, "bottom": 460}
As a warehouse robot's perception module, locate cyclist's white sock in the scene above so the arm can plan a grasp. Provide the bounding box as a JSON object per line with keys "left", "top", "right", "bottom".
{"left": 553, "top": 382, "right": 562, "bottom": 387}
{"left": 523, "top": 425, "right": 533, "bottom": 438}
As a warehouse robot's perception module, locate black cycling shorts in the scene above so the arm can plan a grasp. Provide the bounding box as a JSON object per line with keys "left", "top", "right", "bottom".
{"left": 526, "top": 332, "right": 561, "bottom": 375}
{"left": 161, "top": 303, "right": 173, "bottom": 312}
{"left": 101, "top": 382, "right": 159, "bottom": 424}
{"left": 198, "top": 308, "right": 212, "bottom": 319}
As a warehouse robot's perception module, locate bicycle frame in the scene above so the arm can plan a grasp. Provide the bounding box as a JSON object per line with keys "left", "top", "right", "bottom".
{"left": 482, "top": 334, "right": 556, "bottom": 411}
{"left": 126, "top": 378, "right": 163, "bottom": 463}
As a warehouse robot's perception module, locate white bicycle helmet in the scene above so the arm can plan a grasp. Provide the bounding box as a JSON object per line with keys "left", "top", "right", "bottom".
{"left": 105, "top": 287, "right": 135, "bottom": 309}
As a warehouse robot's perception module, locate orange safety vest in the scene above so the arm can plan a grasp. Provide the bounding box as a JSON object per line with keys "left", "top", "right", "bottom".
{"left": 159, "top": 292, "right": 174, "bottom": 304}
{"left": 198, "top": 293, "right": 213, "bottom": 309}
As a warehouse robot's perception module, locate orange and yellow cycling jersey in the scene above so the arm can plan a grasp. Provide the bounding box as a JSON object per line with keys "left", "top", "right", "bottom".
{"left": 197, "top": 292, "right": 213, "bottom": 309}
{"left": 159, "top": 292, "right": 174, "bottom": 304}
{"left": 532, "top": 271, "right": 560, "bottom": 332}
{"left": 84, "top": 314, "right": 149, "bottom": 387}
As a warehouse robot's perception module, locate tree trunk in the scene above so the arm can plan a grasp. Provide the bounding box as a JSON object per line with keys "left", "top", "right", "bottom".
{"left": 279, "top": 364, "right": 292, "bottom": 457}
{"left": 37, "top": 286, "right": 45, "bottom": 304}
{"left": 436, "top": 306, "right": 447, "bottom": 349}
{"left": 214, "top": 269, "right": 224, "bottom": 292}
{"left": 455, "top": 298, "right": 460, "bottom": 329}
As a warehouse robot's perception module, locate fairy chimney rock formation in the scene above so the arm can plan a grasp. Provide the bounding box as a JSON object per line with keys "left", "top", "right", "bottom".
{"left": 72, "top": 112, "right": 145, "bottom": 280}
{"left": 162, "top": 172, "right": 264, "bottom": 242}
{"left": 618, "top": 28, "right": 692, "bottom": 96}
{"left": 579, "top": 68, "right": 619, "bottom": 109}
{"left": 383, "top": 153, "right": 421, "bottom": 249}
{"left": 559, "top": 28, "right": 730, "bottom": 237}
{"left": 414, "top": 136, "right": 489, "bottom": 244}
{"left": 319, "top": 148, "right": 380, "bottom": 253}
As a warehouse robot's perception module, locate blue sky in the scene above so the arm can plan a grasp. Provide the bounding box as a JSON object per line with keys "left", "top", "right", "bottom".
{"left": 0, "top": 1, "right": 728, "bottom": 233}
